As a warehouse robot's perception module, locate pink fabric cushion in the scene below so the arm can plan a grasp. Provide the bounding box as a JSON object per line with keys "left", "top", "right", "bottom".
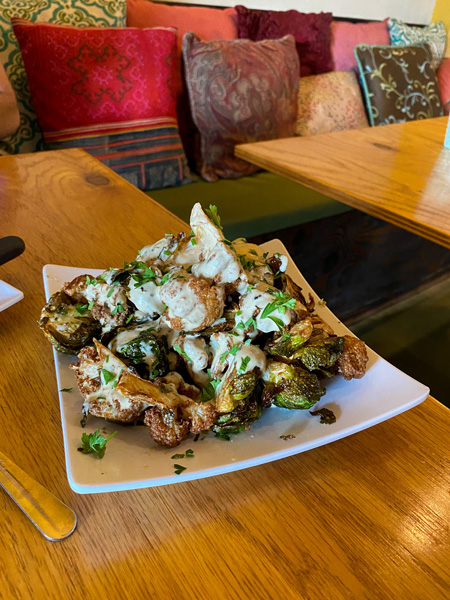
{"left": 331, "top": 20, "right": 390, "bottom": 72}
{"left": 235, "top": 5, "right": 333, "bottom": 76}
{"left": 296, "top": 71, "right": 369, "bottom": 136}
{"left": 437, "top": 58, "right": 450, "bottom": 115}
{"left": 183, "top": 33, "right": 300, "bottom": 182}
{"left": 127, "top": 0, "right": 237, "bottom": 54}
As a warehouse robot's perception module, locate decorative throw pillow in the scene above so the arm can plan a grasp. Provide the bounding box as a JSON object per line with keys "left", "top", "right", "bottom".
{"left": 0, "top": 0, "right": 126, "bottom": 156}
{"left": 12, "top": 19, "right": 191, "bottom": 191}
{"left": 183, "top": 33, "right": 299, "bottom": 182}
{"left": 127, "top": 0, "right": 237, "bottom": 55}
{"left": 388, "top": 18, "right": 447, "bottom": 70}
{"left": 437, "top": 58, "right": 450, "bottom": 115}
{"left": 355, "top": 45, "right": 444, "bottom": 126}
{"left": 234, "top": 5, "right": 333, "bottom": 76}
{"left": 296, "top": 71, "right": 369, "bottom": 136}
{"left": 126, "top": 0, "right": 238, "bottom": 166}
{"left": 331, "top": 20, "right": 390, "bottom": 72}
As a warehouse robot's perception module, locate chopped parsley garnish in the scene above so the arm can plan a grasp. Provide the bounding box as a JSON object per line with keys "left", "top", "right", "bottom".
{"left": 172, "top": 449, "right": 195, "bottom": 460}
{"left": 249, "top": 249, "right": 258, "bottom": 256}
{"left": 236, "top": 322, "right": 246, "bottom": 330}
{"left": 239, "top": 356, "right": 251, "bottom": 372}
{"left": 126, "top": 314, "right": 133, "bottom": 324}
{"left": 111, "top": 302, "right": 123, "bottom": 315}
{"left": 171, "top": 453, "right": 184, "bottom": 459}
{"left": 106, "top": 286, "right": 115, "bottom": 298}
{"left": 174, "top": 464, "right": 186, "bottom": 475}
{"left": 75, "top": 303, "right": 88, "bottom": 315}
{"left": 245, "top": 339, "right": 252, "bottom": 346}
{"left": 186, "top": 449, "right": 194, "bottom": 457}
{"left": 262, "top": 252, "right": 269, "bottom": 260}
{"left": 220, "top": 344, "right": 240, "bottom": 363}
{"left": 200, "top": 377, "right": 220, "bottom": 402}
{"left": 163, "top": 250, "right": 172, "bottom": 256}
{"left": 78, "top": 429, "right": 117, "bottom": 459}
{"left": 205, "top": 204, "right": 223, "bottom": 230}
{"left": 131, "top": 264, "right": 157, "bottom": 287}
{"left": 160, "top": 272, "right": 180, "bottom": 286}
{"left": 269, "top": 316, "right": 285, "bottom": 333}
{"left": 174, "top": 344, "right": 192, "bottom": 363}
{"left": 88, "top": 300, "right": 94, "bottom": 310}
{"left": 191, "top": 238, "right": 197, "bottom": 246}
{"left": 215, "top": 432, "right": 231, "bottom": 441}
{"left": 59, "top": 387, "right": 73, "bottom": 393}
{"left": 101, "top": 368, "right": 115, "bottom": 386}
{"left": 245, "top": 317, "right": 257, "bottom": 330}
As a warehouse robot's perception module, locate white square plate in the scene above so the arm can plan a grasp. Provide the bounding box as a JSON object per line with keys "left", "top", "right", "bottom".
{"left": 0, "top": 280, "right": 23, "bottom": 312}
{"left": 43, "top": 240, "right": 429, "bottom": 494}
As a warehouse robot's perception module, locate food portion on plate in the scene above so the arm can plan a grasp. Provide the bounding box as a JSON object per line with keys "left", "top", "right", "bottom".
{"left": 39, "top": 203, "right": 368, "bottom": 448}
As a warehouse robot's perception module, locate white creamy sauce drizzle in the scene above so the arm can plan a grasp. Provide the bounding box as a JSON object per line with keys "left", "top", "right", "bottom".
{"left": 138, "top": 238, "right": 173, "bottom": 263}
{"left": 192, "top": 241, "right": 242, "bottom": 286}
{"left": 179, "top": 335, "right": 210, "bottom": 387}
{"left": 83, "top": 282, "right": 128, "bottom": 313}
{"left": 233, "top": 344, "right": 267, "bottom": 375}
{"left": 128, "top": 280, "right": 164, "bottom": 316}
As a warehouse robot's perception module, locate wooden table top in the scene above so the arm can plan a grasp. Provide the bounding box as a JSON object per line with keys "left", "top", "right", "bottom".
{"left": 1, "top": 148, "right": 450, "bottom": 599}
{"left": 236, "top": 116, "right": 450, "bottom": 249}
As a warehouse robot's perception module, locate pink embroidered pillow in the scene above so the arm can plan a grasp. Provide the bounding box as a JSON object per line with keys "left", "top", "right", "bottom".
{"left": 437, "top": 58, "right": 450, "bottom": 114}
{"left": 296, "top": 71, "right": 369, "bottom": 136}
{"left": 331, "top": 20, "right": 390, "bottom": 72}
{"left": 235, "top": 5, "right": 333, "bottom": 76}
{"left": 183, "top": 33, "right": 300, "bottom": 182}
{"left": 13, "top": 19, "right": 191, "bottom": 191}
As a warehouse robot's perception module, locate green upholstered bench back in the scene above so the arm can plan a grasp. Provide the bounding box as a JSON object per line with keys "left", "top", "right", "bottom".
{"left": 147, "top": 172, "right": 351, "bottom": 240}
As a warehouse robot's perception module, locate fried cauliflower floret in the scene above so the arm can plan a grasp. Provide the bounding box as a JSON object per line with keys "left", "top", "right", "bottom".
{"left": 160, "top": 274, "right": 225, "bottom": 332}
{"left": 189, "top": 203, "right": 244, "bottom": 292}
{"left": 63, "top": 274, "right": 129, "bottom": 332}
{"left": 337, "top": 335, "right": 369, "bottom": 380}
{"left": 144, "top": 407, "right": 190, "bottom": 448}
{"left": 70, "top": 341, "right": 150, "bottom": 423}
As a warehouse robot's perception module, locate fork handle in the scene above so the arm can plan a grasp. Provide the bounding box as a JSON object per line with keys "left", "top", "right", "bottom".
{"left": 0, "top": 450, "right": 77, "bottom": 541}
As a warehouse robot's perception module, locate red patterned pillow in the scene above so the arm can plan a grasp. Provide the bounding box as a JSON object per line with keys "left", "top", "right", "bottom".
{"left": 235, "top": 5, "right": 333, "bottom": 76}
{"left": 183, "top": 33, "right": 299, "bottom": 182}
{"left": 12, "top": 19, "right": 191, "bottom": 190}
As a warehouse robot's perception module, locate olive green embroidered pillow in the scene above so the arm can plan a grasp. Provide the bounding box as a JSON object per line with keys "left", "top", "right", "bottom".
{"left": 355, "top": 44, "right": 444, "bottom": 127}
{"left": 0, "top": 0, "right": 126, "bottom": 155}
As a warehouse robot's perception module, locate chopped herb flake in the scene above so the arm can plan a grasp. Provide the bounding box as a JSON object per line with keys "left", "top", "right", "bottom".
{"left": 59, "top": 387, "right": 73, "bottom": 393}
{"left": 78, "top": 429, "right": 117, "bottom": 459}
{"left": 174, "top": 464, "right": 186, "bottom": 475}
{"left": 174, "top": 344, "right": 192, "bottom": 363}
{"left": 101, "top": 369, "right": 115, "bottom": 386}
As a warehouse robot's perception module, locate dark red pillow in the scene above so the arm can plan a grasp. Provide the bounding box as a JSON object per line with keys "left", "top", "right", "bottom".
{"left": 235, "top": 5, "right": 333, "bottom": 76}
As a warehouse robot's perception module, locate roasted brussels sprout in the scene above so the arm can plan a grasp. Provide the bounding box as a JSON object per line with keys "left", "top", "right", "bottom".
{"left": 38, "top": 290, "right": 100, "bottom": 354}
{"left": 215, "top": 370, "right": 258, "bottom": 414}
{"left": 293, "top": 337, "right": 345, "bottom": 372}
{"left": 263, "top": 361, "right": 325, "bottom": 410}
{"left": 266, "top": 319, "right": 314, "bottom": 357}
{"left": 111, "top": 327, "right": 168, "bottom": 379}
{"left": 213, "top": 385, "right": 263, "bottom": 435}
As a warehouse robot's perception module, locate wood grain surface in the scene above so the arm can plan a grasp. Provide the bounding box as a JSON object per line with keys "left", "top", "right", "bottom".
{"left": 0, "top": 149, "right": 449, "bottom": 600}
{"left": 236, "top": 116, "right": 450, "bottom": 249}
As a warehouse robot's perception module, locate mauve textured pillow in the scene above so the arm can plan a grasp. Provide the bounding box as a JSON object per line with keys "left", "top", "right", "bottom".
{"left": 296, "top": 71, "right": 369, "bottom": 136}
{"left": 183, "top": 33, "right": 300, "bottom": 182}
{"left": 355, "top": 44, "right": 444, "bottom": 126}
{"left": 235, "top": 5, "right": 332, "bottom": 76}
{"left": 331, "top": 19, "right": 390, "bottom": 72}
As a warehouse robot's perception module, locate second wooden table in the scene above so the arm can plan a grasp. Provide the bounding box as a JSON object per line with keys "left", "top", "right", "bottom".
{"left": 236, "top": 116, "right": 450, "bottom": 249}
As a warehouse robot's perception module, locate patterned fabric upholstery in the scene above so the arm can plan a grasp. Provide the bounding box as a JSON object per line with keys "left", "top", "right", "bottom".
{"left": 0, "top": 0, "right": 126, "bottom": 155}
{"left": 182, "top": 33, "right": 299, "bottom": 182}
{"left": 234, "top": 5, "right": 333, "bottom": 76}
{"left": 355, "top": 44, "right": 444, "bottom": 126}
{"left": 13, "top": 19, "right": 191, "bottom": 190}
{"left": 296, "top": 71, "right": 369, "bottom": 136}
{"left": 388, "top": 18, "right": 447, "bottom": 70}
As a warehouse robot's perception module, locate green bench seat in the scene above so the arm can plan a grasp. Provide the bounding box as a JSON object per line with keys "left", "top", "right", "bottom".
{"left": 147, "top": 171, "right": 351, "bottom": 240}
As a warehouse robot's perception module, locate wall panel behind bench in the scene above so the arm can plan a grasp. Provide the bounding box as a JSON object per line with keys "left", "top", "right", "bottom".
{"left": 159, "top": 0, "right": 436, "bottom": 25}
